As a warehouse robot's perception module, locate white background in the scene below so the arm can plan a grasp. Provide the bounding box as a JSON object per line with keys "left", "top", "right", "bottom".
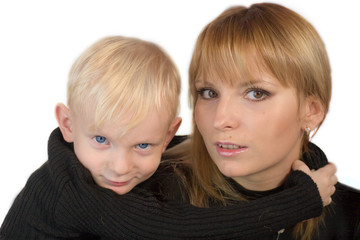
{"left": 0, "top": 0, "right": 359, "bottom": 225}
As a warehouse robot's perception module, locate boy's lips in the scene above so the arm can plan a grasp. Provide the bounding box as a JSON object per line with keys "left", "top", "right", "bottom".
{"left": 104, "top": 177, "right": 130, "bottom": 187}
{"left": 215, "top": 142, "right": 248, "bottom": 157}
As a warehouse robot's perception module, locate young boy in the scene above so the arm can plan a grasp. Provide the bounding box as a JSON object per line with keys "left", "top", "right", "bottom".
{"left": 0, "top": 36, "right": 336, "bottom": 239}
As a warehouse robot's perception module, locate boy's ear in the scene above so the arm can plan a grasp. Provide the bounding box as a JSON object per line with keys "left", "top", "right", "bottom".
{"left": 162, "top": 117, "right": 182, "bottom": 152}
{"left": 302, "top": 96, "right": 325, "bottom": 131}
{"left": 55, "top": 103, "right": 74, "bottom": 143}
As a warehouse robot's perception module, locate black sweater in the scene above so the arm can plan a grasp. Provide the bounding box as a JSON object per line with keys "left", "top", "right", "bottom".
{"left": 1, "top": 128, "right": 323, "bottom": 239}
{"left": 152, "top": 139, "right": 360, "bottom": 239}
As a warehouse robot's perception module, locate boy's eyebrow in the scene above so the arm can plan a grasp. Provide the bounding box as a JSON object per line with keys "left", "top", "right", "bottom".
{"left": 92, "top": 129, "right": 164, "bottom": 145}
{"left": 132, "top": 134, "right": 165, "bottom": 143}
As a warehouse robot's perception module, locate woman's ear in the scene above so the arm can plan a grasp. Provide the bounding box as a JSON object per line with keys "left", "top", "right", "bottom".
{"left": 162, "top": 117, "right": 182, "bottom": 152}
{"left": 55, "top": 103, "right": 74, "bottom": 143}
{"left": 303, "top": 96, "right": 325, "bottom": 131}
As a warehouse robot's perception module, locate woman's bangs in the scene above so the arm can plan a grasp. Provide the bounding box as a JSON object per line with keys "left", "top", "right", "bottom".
{"left": 196, "top": 28, "right": 251, "bottom": 86}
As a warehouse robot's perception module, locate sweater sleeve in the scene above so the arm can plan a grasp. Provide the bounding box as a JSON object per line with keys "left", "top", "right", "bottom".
{"left": 0, "top": 164, "right": 322, "bottom": 240}
{"left": 54, "top": 166, "right": 322, "bottom": 240}
{"left": 0, "top": 163, "right": 99, "bottom": 240}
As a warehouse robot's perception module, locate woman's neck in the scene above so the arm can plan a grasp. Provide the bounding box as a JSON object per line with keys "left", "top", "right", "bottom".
{"left": 231, "top": 159, "right": 294, "bottom": 191}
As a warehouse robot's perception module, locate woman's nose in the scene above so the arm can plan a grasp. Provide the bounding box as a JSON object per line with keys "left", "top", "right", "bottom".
{"left": 213, "top": 98, "right": 239, "bottom": 131}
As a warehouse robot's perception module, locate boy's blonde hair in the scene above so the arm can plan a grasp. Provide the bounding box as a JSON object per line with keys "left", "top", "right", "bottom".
{"left": 170, "top": 3, "right": 331, "bottom": 240}
{"left": 67, "top": 36, "right": 180, "bottom": 133}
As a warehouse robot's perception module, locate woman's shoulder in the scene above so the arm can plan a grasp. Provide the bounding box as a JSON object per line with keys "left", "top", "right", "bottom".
{"left": 317, "top": 182, "right": 360, "bottom": 239}
{"left": 333, "top": 182, "right": 360, "bottom": 210}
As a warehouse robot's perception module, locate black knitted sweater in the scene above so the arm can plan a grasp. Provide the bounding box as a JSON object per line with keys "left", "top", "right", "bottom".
{"left": 0, "top": 128, "right": 323, "bottom": 239}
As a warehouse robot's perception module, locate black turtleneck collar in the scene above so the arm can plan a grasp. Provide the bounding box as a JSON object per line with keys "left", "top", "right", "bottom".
{"left": 227, "top": 141, "right": 329, "bottom": 199}
{"left": 303, "top": 142, "right": 329, "bottom": 170}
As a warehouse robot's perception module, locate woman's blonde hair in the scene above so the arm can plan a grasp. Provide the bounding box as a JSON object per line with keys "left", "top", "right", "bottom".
{"left": 172, "top": 3, "right": 331, "bottom": 240}
{"left": 67, "top": 36, "right": 180, "bottom": 133}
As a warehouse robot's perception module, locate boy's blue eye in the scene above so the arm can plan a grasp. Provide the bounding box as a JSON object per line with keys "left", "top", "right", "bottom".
{"left": 94, "top": 136, "right": 108, "bottom": 144}
{"left": 136, "top": 143, "right": 150, "bottom": 150}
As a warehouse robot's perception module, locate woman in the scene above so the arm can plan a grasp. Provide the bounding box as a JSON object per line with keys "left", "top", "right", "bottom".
{"left": 162, "top": 3, "right": 359, "bottom": 240}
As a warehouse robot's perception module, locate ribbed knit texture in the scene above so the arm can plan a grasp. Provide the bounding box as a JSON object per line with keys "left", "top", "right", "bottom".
{"left": 0, "top": 128, "right": 323, "bottom": 239}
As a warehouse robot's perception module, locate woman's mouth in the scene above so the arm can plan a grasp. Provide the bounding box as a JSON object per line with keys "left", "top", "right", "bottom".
{"left": 218, "top": 143, "right": 242, "bottom": 149}
{"left": 216, "top": 142, "right": 248, "bottom": 156}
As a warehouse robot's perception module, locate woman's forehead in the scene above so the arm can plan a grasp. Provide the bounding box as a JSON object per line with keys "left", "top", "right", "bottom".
{"left": 196, "top": 47, "right": 297, "bottom": 91}
{"left": 197, "top": 57, "right": 277, "bottom": 85}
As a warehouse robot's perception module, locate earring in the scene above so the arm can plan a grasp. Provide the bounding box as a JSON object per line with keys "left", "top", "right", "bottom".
{"left": 305, "top": 127, "right": 311, "bottom": 135}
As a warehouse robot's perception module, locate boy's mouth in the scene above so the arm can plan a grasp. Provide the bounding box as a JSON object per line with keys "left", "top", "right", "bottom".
{"left": 104, "top": 177, "right": 130, "bottom": 187}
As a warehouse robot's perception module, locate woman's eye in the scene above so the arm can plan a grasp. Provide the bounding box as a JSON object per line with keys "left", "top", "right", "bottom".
{"left": 246, "top": 89, "right": 270, "bottom": 101}
{"left": 197, "top": 88, "right": 218, "bottom": 99}
{"left": 136, "top": 143, "right": 151, "bottom": 150}
{"left": 93, "top": 136, "right": 109, "bottom": 144}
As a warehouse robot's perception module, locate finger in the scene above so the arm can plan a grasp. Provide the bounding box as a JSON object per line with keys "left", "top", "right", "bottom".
{"left": 292, "top": 160, "right": 310, "bottom": 174}
{"left": 324, "top": 195, "right": 333, "bottom": 206}
{"left": 321, "top": 162, "right": 337, "bottom": 176}
{"left": 327, "top": 197, "right": 332, "bottom": 206}
{"left": 331, "top": 175, "right": 338, "bottom": 185}
{"left": 331, "top": 186, "right": 336, "bottom": 195}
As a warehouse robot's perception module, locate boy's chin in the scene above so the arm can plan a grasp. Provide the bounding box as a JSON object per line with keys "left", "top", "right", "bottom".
{"left": 104, "top": 184, "right": 134, "bottom": 195}
{"left": 95, "top": 178, "right": 136, "bottom": 195}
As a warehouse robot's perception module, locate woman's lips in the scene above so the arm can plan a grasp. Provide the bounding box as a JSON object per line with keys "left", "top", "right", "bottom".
{"left": 215, "top": 142, "right": 248, "bottom": 157}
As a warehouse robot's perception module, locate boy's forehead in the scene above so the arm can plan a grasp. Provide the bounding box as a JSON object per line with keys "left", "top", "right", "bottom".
{"left": 83, "top": 105, "right": 171, "bottom": 138}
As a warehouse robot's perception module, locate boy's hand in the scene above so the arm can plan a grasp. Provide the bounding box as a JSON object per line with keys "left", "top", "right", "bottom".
{"left": 292, "top": 160, "right": 337, "bottom": 206}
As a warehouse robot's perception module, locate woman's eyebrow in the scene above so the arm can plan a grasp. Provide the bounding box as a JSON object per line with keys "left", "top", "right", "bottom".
{"left": 237, "top": 78, "right": 277, "bottom": 88}
{"left": 194, "top": 80, "right": 216, "bottom": 87}
{"left": 195, "top": 78, "right": 278, "bottom": 88}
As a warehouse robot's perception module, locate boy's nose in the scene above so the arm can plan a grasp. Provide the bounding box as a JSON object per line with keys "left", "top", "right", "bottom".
{"left": 108, "top": 151, "right": 133, "bottom": 175}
